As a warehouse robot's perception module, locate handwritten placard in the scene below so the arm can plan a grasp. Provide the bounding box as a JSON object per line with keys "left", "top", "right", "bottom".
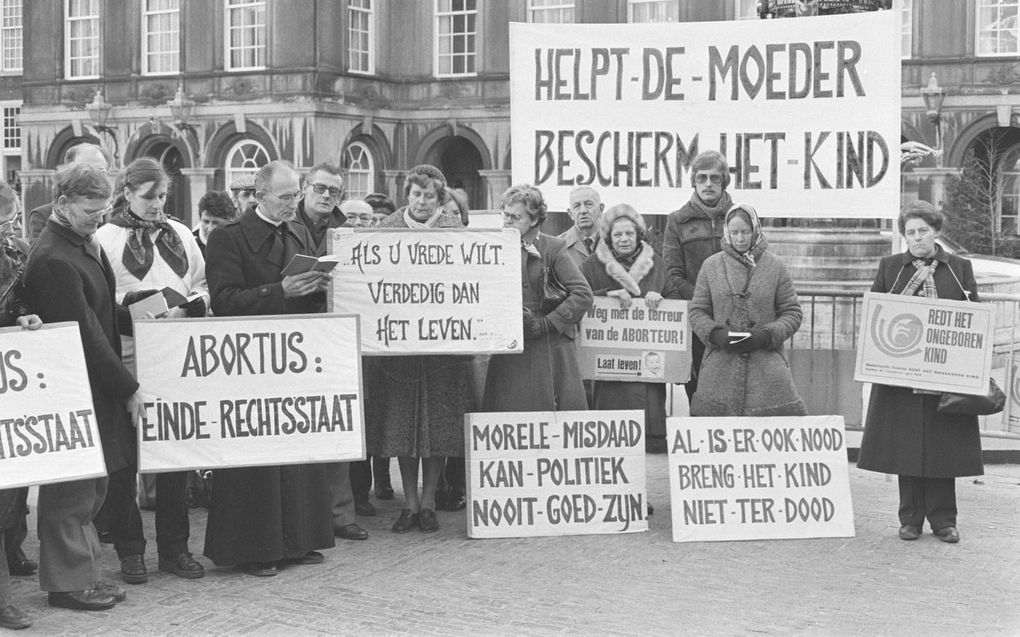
{"left": 0, "top": 323, "right": 106, "bottom": 489}
{"left": 667, "top": 416, "right": 854, "bottom": 542}
{"left": 465, "top": 410, "right": 647, "bottom": 539}
{"left": 134, "top": 314, "right": 364, "bottom": 472}
{"left": 329, "top": 228, "right": 523, "bottom": 355}
{"left": 855, "top": 292, "right": 994, "bottom": 394}
{"left": 577, "top": 297, "right": 690, "bottom": 383}
{"left": 510, "top": 12, "right": 900, "bottom": 216}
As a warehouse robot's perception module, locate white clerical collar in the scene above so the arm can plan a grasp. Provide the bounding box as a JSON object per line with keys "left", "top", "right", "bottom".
{"left": 255, "top": 205, "right": 283, "bottom": 227}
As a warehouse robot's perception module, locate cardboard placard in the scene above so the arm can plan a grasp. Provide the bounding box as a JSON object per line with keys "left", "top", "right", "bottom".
{"left": 667, "top": 416, "right": 855, "bottom": 542}
{"left": 510, "top": 12, "right": 901, "bottom": 216}
{"left": 855, "top": 292, "right": 994, "bottom": 394}
{"left": 465, "top": 410, "right": 647, "bottom": 539}
{"left": 0, "top": 323, "right": 106, "bottom": 489}
{"left": 134, "top": 314, "right": 364, "bottom": 472}
{"left": 577, "top": 297, "right": 690, "bottom": 383}
{"left": 329, "top": 228, "right": 524, "bottom": 355}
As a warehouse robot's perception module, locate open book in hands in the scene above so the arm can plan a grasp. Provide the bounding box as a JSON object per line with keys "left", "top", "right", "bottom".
{"left": 128, "top": 287, "right": 204, "bottom": 320}
{"left": 280, "top": 254, "right": 342, "bottom": 276}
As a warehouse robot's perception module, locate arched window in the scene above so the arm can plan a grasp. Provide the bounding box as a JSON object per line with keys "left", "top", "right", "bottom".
{"left": 1000, "top": 145, "right": 1020, "bottom": 234}
{"left": 343, "top": 142, "right": 375, "bottom": 199}
{"left": 225, "top": 139, "right": 269, "bottom": 187}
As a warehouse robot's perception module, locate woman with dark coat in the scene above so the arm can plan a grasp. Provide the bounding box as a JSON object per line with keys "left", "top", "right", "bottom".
{"left": 688, "top": 204, "right": 807, "bottom": 417}
{"left": 857, "top": 201, "right": 982, "bottom": 544}
{"left": 367, "top": 165, "right": 477, "bottom": 534}
{"left": 580, "top": 203, "right": 679, "bottom": 448}
{"left": 483, "top": 184, "right": 593, "bottom": 413}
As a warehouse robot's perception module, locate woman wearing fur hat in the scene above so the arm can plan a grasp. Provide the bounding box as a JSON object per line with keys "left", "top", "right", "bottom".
{"left": 580, "top": 204, "right": 679, "bottom": 448}
{"left": 688, "top": 204, "right": 807, "bottom": 417}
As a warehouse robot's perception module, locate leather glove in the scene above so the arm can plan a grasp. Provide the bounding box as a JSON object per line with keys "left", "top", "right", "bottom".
{"left": 730, "top": 328, "right": 772, "bottom": 355}
{"left": 180, "top": 297, "right": 207, "bottom": 318}
{"left": 522, "top": 312, "right": 550, "bottom": 340}
{"left": 122, "top": 289, "right": 160, "bottom": 306}
{"left": 708, "top": 327, "right": 730, "bottom": 350}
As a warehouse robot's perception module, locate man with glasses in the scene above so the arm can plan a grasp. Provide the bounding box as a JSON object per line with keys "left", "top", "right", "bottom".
{"left": 662, "top": 150, "right": 733, "bottom": 425}
{"left": 558, "top": 185, "right": 605, "bottom": 268}
{"left": 23, "top": 164, "right": 147, "bottom": 610}
{"left": 27, "top": 143, "right": 112, "bottom": 243}
{"left": 204, "top": 160, "right": 336, "bottom": 577}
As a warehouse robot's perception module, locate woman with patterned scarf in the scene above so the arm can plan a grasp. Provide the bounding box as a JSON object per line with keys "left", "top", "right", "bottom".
{"left": 688, "top": 203, "right": 807, "bottom": 418}
{"left": 857, "top": 201, "right": 982, "bottom": 545}
{"left": 580, "top": 203, "right": 679, "bottom": 451}
{"left": 94, "top": 157, "right": 208, "bottom": 585}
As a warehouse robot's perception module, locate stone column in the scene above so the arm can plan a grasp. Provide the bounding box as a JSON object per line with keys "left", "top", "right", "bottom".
{"left": 179, "top": 167, "right": 218, "bottom": 227}
{"left": 383, "top": 170, "right": 406, "bottom": 206}
{"left": 478, "top": 169, "right": 511, "bottom": 209}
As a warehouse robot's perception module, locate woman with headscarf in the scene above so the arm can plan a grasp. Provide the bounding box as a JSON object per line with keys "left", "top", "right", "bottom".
{"left": 687, "top": 203, "right": 806, "bottom": 417}
{"left": 368, "top": 164, "right": 477, "bottom": 534}
{"left": 580, "top": 203, "right": 679, "bottom": 449}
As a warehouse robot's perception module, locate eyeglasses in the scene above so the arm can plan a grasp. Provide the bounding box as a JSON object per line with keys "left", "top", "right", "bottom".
{"left": 694, "top": 173, "right": 724, "bottom": 184}
{"left": 308, "top": 183, "right": 343, "bottom": 199}
{"left": 268, "top": 191, "right": 304, "bottom": 204}
{"left": 501, "top": 211, "right": 527, "bottom": 223}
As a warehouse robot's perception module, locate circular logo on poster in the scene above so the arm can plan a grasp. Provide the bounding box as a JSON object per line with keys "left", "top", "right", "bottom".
{"left": 870, "top": 305, "right": 924, "bottom": 358}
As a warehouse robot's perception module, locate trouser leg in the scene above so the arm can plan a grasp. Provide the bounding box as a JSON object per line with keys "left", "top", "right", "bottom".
{"left": 154, "top": 471, "right": 190, "bottom": 558}
{"left": 327, "top": 462, "right": 355, "bottom": 527}
{"left": 350, "top": 459, "right": 372, "bottom": 504}
{"left": 106, "top": 465, "right": 146, "bottom": 558}
{"left": 923, "top": 477, "right": 957, "bottom": 531}
{"left": 4, "top": 487, "right": 29, "bottom": 565}
{"left": 684, "top": 339, "right": 705, "bottom": 403}
{"left": 897, "top": 475, "right": 925, "bottom": 527}
{"left": 37, "top": 477, "right": 107, "bottom": 593}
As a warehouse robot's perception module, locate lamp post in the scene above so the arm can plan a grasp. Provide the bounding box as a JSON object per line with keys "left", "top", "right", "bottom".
{"left": 85, "top": 88, "right": 119, "bottom": 165}
{"left": 920, "top": 73, "right": 946, "bottom": 165}
{"left": 168, "top": 81, "right": 196, "bottom": 132}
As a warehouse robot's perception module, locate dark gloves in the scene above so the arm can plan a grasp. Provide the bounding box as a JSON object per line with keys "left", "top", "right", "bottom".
{"left": 522, "top": 312, "right": 551, "bottom": 340}
{"left": 708, "top": 327, "right": 730, "bottom": 349}
{"left": 730, "top": 328, "right": 772, "bottom": 355}
{"left": 122, "top": 289, "right": 160, "bottom": 306}
{"left": 179, "top": 297, "right": 207, "bottom": 318}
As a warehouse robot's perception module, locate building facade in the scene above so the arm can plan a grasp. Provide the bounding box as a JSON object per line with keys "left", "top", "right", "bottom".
{"left": 5, "top": 0, "right": 1020, "bottom": 238}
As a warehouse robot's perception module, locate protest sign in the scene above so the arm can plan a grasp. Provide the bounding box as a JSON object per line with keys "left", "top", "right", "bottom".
{"left": 666, "top": 415, "right": 854, "bottom": 542}
{"left": 510, "top": 11, "right": 900, "bottom": 217}
{"left": 134, "top": 314, "right": 364, "bottom": 472}
{"left": 465, "top": 410, "right": 647, "bottom": 539}
{"left": 855, "top": 292, "right": 994, "bottom": 394}
{"left": 329, "top": 228, "right": 523, "bottom": 355}
{"left": 0, "top": 323, "right": 105, "bottom": 489}
{"left": 577, "top": 297, "right": 690, "bottom": 383}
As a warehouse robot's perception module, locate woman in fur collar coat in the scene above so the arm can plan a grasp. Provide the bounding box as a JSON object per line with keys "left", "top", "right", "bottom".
{"left": 580, "top": 204, "right": 679, "bottom": 448}
{"left": 687, "top": 204, "right": 807, "bottom": 417}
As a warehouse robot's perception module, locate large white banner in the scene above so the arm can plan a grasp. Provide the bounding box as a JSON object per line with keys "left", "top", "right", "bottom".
{"left": 134, "top": 315, "right": 364, "bottom": 472}
{"left": 510, "top": 12, "right": 901, "bottom": 217}
{"left": 667, "top": 416, "right": 855, "bottom": 542}
{"left": 0, "top": 323, "right": 106, "bottom": 489}
{"left": 329, "top": 228, "right": 524, "bottom": 355}
{"left": 465, "top": 410, "right": 647, "bottom": 539}
{"left": 855, "top": 292, "right": 994, "bottom": 394}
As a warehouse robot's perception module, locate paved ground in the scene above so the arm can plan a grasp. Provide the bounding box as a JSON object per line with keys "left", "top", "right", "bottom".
{"left": 8, "top": 455, "right": 1018, "bottom": 637}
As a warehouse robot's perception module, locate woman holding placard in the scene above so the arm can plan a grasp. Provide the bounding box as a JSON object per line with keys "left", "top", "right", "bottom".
{"left": 94, "top": 158, "right": 208, "bottom": 584}
{"left": 580, "top": 203, "right": 678, "bottom": 449}
{"left": 687, "top": 203, "right": 806, "bottom": 417}
{"left": 368, "top": 164, "right": 476, "bottom": 534}
{"left": 857, "top": 201, "right": 981, "bottom": 544}
{"left": 483, "top": 184, "right": 592, "bottom": 413}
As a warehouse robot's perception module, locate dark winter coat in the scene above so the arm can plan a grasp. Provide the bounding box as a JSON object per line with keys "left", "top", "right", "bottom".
{"left": 688, "top": 248, "right": 807, "bottom": 417}
{"left": 483, "top": 232, "right": 592, "bottom": 412}
{"left": 203, "top": 207, "right": 334, "bottom": 566}
{"left": 857, "top": 248, "right": 983, "bottom": 478}
{"left": 23, "top": 220, "right": 140, "bottom": 473}
{"left": 662, "top": 197, "right": 727, "bottom": 301}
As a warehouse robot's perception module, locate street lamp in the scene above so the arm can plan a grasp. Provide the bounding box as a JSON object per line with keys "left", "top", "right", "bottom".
{"left": 920, "top": 72, "right": 946, "bottom": 155}
{"left": 85, "top": 88, "right": 119, "bottom": 163}
{"left": 168, "top": 81, "right": 195, "bottom": 132}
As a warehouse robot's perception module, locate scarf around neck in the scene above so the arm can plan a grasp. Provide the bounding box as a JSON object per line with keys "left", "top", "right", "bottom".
{"left": 403, "top": 206, "right": 444, "bottom": 229}
{"left": 594, "top": 238, "right": 655, "bottom": 296}
{"left": 688, "top": 190, "right": 733, "bottom": 221}
{"left": 722, "top": 204, "right": 768, "bottom": 268}
{"left": 106, "top": 207, "right": 188, "bottom": 280}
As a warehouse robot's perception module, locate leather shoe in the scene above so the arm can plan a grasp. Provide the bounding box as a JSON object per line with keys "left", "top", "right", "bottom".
{"left": 935, "top": 526, "right": 960, "bottom": 543}
{"left": 120, "top": 554, "right": 148, "bottom": 584}
{"left": 334, "top": 523, "right": 369, "bottom": 540}
{"left": 239, "top": 562, "right": 278, "bottom": 577}
{"left": 94, "top": 581, "right": 127, "bottom": 603}
{"left": 354, "top": 501, "right": 377, "bottom": 517}
{"left": 47, "top": 589, "right": 116, "bottom": 611}
{"left": 97, "top": 529, "right": 114, "bottom": 545}
{"left": 0, "top": 606, "right": 30, "bottom": 629}
{"left": 285, "top": 551, "right": 324, "bottom": 566}
{"left": 418, "top": 508, "right": 439, "bottom": 533}
{"left": 898, "top": 525, "right": 921, "bottom": 541}
{"left": 391, "top": 509, "right": 418, "bottom": 533}
{"left": 375, "top": 486, "right": 395, "bottom": 500}
{"left": 8, "top": 558, "right": 37, "bottom": 576}
{"left": 159, "top": 552, "right": 205, "bottom": 579}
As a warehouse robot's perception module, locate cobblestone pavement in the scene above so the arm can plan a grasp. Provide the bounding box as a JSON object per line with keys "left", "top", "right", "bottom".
{"left": 9, "top": 460, "right": 1019, "bottom": 636}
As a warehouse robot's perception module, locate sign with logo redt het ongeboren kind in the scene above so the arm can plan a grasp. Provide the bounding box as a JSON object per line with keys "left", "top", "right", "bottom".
{"left": 854, "top": 292, "right": 994, "bottom": 395}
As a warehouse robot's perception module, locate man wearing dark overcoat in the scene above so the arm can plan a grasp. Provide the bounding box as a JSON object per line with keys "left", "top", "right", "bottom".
{"left": 23, "top": 164, "right": 143, "bottom": 610}
{"left": 203, "top": 160, "right": 335, "bottom": 576}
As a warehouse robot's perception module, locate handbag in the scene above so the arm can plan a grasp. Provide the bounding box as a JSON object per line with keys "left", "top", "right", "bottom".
{"left": 937, "top": 378, "right": 1006, "bottom": 416}
{"left": 539, "top": 262, "right": 569, "bottom": 314}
